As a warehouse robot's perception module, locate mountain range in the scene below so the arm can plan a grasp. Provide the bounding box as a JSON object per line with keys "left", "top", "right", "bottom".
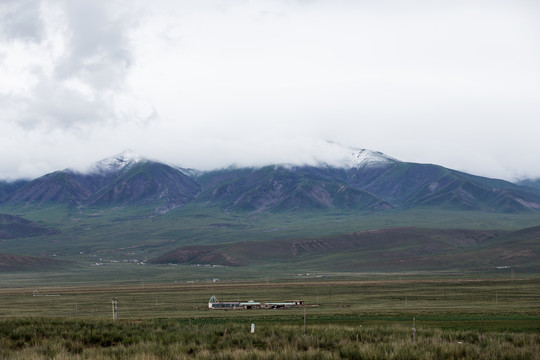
{"left": 1, "top": 148, "right": 540, "bottom": 214}
{"left": 1, "top": 146, "right": 540, "bottom": 276}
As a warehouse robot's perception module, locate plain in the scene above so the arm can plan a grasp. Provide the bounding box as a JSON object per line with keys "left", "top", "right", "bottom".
{"left": 0, "top": 278, "right": 539, "bottom": 359}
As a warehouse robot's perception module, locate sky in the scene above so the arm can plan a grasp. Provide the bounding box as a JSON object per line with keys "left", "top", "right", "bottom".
{"left": 1, "top": 0, "right": 539, "bottom": 181}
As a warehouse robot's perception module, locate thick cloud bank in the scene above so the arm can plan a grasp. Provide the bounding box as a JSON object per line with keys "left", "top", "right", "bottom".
{"left": 1, "top": 0, "right": 539, "bottom": 181}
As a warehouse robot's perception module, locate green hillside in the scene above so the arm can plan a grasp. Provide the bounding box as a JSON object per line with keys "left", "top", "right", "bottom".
{"left": 149, "top": 226, "right": 540, "bottom": 274}
{"left": 0, "top": 213, "right": 58, "bottom": 239}
{"left": 0, "top": 200, "right": 539, "bottom": 285}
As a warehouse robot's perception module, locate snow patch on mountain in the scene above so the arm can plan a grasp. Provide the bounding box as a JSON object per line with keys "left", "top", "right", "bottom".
{"left": 90, "top": 150, "right": 143, "bottom": 174}
{"left": 317, "top": 142, "right": 398, "bottom": 169}
{"left": 341, "top": 148, "right": 398, "bottom": 168}
{"left": 174, "top": 166, "right": 206, "bottom": 178}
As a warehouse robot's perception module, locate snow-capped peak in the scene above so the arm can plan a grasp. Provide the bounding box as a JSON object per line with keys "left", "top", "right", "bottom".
{"left": 91, "top": 150, "right": 143, "bottom": 174}
{"left": 319, "top": 141, "right": 398, "bottom": 169}
{"left": 341, "top": 148, "right": 398, "bottom": 168}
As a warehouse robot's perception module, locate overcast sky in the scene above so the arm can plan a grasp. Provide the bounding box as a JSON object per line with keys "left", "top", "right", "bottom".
{"left": 1, "top": 0, "right": 539, "bottom": 181}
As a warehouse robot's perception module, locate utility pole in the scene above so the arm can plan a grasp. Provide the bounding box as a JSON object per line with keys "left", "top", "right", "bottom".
{"left": 304, "top": 306, "right": 307, "bottom": 335}
{"left": 112, "top": 298, "right": 118, "bottom": 320}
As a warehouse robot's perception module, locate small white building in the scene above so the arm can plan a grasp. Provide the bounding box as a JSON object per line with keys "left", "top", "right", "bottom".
{"left": 208, "top": 296, "right": 302, "bottom": 310}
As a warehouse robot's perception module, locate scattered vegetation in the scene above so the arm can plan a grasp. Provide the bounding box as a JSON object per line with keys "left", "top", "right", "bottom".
{"left": 0, "top": 278, "right": 539, "bottom": 359}
{"left": 0, "top": 317, "right": 539, "bottom": 359}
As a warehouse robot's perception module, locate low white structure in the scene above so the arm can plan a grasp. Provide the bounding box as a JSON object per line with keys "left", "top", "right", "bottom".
{"left": 208, "top": 296, "right": 303, "bottom": 310}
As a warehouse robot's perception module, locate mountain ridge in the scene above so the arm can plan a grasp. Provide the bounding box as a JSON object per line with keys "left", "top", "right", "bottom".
{"left": 1, "top": 148, "right": 539, "bottom": 214}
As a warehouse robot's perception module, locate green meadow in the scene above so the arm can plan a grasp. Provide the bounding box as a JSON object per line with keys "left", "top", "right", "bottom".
{"left": 0, "top": 277, "right": 539, "bottom": 359}
{"left": 2, "top": 204, "right": 540, "bottom": 268}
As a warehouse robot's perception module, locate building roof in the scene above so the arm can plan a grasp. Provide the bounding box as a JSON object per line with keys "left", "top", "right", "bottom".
{"left": 266, "top": 302, "right": 296, "bottom": 305}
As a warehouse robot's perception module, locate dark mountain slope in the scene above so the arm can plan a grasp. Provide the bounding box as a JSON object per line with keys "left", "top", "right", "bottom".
{"left": 0, "top": 214, "right": 58, "bottom": 239}
{"left": 0, "top": 252, "right": 67, "bottom": 271}
{"left": 196, "top": 166, "right": 390, "bottom": 212}
{"left": 517, "top": 178, "right": 540, "bottom": 191}
{"left": 1, "top": 158, "right": 200, "bottom": 211}
{"left": 151, "top": 225, "right": 540, "bottom": 272}
{"left": 0, "top": 180, "right": 28, "bottom": 202}
{"left": 87, "top": 161, "right": 201, "bottom": 208}
{"left": 346, "top": 163, "right": 449, "bottom": 202}
{"left": 346, "top": 162, "right": 540, "bottom": 212}
{"left": 149, "top": 227, "right": 505, "bottom": 268}
{"left": 475, "top": 225, "right": 540, "bottom": 269}
{"left": 1, "top": 149, "right": 539, "bottom": 214}
{"left": 196, "top": 161, "right": 540, "bottom": 213}
{"left": 4, "top": 171, "right": 94, "bottom": 206}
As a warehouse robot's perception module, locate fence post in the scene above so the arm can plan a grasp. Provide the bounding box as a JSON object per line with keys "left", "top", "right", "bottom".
{"left": 412, "top": 317, "right": 416, "bottom": 342}
{"left": 112, "top": 298, "right": 118, "bottom": 320}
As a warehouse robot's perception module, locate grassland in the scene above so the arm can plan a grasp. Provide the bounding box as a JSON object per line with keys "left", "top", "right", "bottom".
{"left": 0, "top": 277, "right": 539, "bottom": 359}
{"left": 2, "top": 204, "right": 540, "bottom": 261}
{"left": 1, "top": 204, "right": 539, "bottom": 357}
{"left": 1, "top": 203, "right": 540, "bottom": 285}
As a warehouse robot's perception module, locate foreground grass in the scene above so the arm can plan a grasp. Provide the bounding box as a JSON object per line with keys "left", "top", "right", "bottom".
{"left": 0, "top": 319, "right": 539, "bottom": 360}
{"left": 0, "top": 278, "right": 538, "bottom": 358}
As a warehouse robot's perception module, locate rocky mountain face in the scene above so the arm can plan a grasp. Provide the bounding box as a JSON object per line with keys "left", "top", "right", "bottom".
{"left": 345, "top": 163, "right": 540, "bottom": 212}
{"left": 1, "top": 152, "right": 201, "bottom": 210}
{"left": 0, "top": 180, "right": 29, "bottom": 202}
{"left": 518, "top": 178, "right": 540, "bottom": 191}
{"left": 1, "top": 149, "right": 540, "bottom": 213}
{"left": 196, "top": 166, "right": 391, "bottom": 212}
{"left": 86, "top": 161, "right": 201, "bottom": 209}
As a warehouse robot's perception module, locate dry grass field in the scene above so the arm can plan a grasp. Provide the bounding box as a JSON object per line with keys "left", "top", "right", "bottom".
{"left": 0, "top": 277, "right": 539, "bottom": 359}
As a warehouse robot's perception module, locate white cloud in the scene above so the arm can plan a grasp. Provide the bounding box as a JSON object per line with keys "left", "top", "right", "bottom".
{"left": 0, "top": 0, "right": 44, "bottom": 42}
{"left": 0, "top": 0, "right": 539, "bottom": 181}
